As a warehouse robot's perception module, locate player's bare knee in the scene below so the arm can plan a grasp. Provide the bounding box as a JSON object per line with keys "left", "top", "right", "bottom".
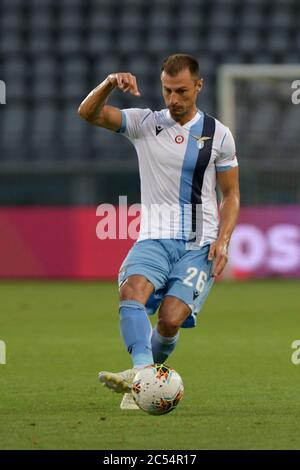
{"left": 119, "top": 276, "right": 153, "bottom": 304}
{"left": 157, "top": 316, "right": 180, "bottom": 337}
{"left": 119, "top": 282, "right": 141, "bottom": 302}
{"left": 158, "top": 300, "right": 191, "bottom": 336}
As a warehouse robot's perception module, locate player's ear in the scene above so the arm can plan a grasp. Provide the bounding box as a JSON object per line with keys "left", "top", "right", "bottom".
{"left": 196, "top": 78, "right": 203, "bottom": 92}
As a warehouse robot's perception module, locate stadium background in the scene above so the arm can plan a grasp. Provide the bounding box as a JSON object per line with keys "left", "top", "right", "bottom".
{"left": 0, "top": 0, "right": 299, "bottom": 279}
{"left": 0, "top": 0, "right": 300, "bottom": 451}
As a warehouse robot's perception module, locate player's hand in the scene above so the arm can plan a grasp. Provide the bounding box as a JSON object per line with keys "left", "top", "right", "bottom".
{"left": 208, "top": 239, "right": 229, "bottom": 277}
{"left": 107, "top": 73, "right": 141, "bottom": 96}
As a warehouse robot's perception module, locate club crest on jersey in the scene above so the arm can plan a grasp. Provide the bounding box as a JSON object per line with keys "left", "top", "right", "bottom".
{"left": 191, "top": 135, "right": 212, "bottom": 149}
{"left": 175, "top": 135, "right": 184, "bottom": 144}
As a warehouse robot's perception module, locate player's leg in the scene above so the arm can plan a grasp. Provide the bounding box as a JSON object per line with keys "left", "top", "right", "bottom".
{"left": 152, "top": 296, "right": 190, "bottom": 364}
{"left": 117, "top": 240, "right": 171, "bottom": 369}
{"left": 119, "top": 274, "right": 155, "bottom": 368}
{"left": 151, "top": 244, "right": 214, "bottom": 363}
{"left": 99, "top": 275, "right": 154, "bottom": 396}
{"left": 99, "top": 274, "right": 154, "bottom": 394}
{"left": 146, "top": 289, "right": 183, "bottom": 365}
{"left": 99, "top": 240, "right": 170, "bottom": 396}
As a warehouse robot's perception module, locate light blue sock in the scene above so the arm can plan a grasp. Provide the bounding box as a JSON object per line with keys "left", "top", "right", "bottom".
{"left": 119, "top": 300, "right": 153, "bottom": 367}
{"left": 151, "top": 327, "right": 179, "bottom": 364}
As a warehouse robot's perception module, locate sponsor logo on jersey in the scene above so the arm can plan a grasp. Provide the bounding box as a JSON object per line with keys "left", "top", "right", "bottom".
{"left": 155, "top": 125, "right": 164, "bottom": 136}
{"left": 193, "top": 290, "right": 200, "bottom": 300}
{"left": 191, "top": 135, "right": 212, "bottom": 149}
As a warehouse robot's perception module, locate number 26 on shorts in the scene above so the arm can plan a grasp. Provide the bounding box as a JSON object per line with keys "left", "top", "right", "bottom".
{"left": 183, "top": 268, "right": 207, "bottom": 292}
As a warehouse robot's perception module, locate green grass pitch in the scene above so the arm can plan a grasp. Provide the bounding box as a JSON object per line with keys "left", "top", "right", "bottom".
{"left": 0, "top": 280, "right": 299, "bottom": 450}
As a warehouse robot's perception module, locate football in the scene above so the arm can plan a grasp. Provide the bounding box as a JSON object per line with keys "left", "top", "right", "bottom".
{"left": 131, "top": 364, "right": 184, "bottom": 415}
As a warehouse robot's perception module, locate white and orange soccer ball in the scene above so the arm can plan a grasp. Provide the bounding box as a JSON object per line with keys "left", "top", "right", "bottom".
{"left": 131, "top": 364, "right": 184, "bottom": 415}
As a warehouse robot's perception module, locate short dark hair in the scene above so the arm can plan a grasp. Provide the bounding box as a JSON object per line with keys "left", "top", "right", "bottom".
{"left": 161, "top": 54, "right": 200, "bottom": 79}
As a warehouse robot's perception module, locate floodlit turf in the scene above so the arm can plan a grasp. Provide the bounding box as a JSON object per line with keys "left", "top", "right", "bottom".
{"left": 0, "top": 280, "right": 299, "bottom": 450}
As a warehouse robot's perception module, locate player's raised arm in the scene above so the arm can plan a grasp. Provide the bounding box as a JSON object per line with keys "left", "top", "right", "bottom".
{"left": 78, "top": 73, "right": 141, "bottom": 130}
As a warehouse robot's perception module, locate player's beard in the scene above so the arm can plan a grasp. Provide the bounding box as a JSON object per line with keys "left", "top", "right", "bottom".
{"left": 169, "top": 106, "right": 187, "bottom": 122}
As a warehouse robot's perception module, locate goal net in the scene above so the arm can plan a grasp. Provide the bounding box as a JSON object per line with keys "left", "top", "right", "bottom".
{"left": 217, "top": 65, "right": 300, "bottom": 205}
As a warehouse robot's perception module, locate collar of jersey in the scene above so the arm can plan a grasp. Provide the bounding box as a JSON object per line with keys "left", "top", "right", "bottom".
{"left": 166, "top": 109, "right": 202, "bottom": 129}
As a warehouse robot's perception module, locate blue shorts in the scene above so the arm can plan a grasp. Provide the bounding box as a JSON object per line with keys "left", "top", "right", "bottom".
{"left": 118, "top": 239, "right": 214, "bottom": 328}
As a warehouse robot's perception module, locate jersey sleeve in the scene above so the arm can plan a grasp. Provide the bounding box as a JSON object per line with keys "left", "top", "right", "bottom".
{"left": 215, "top": 128, "right": 238, "bottom": 172}
{"left": 116, "top": 108, "right": 152, "bottom": 140}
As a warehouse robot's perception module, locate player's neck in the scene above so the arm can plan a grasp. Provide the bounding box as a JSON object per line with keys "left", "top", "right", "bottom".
{"left": 177, "top": 107, "right": 198, "bottom": 126}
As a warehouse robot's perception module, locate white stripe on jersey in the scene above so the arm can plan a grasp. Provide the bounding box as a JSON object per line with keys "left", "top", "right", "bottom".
{"left": 118, "top": 108, "right": 238, "bottom": 246}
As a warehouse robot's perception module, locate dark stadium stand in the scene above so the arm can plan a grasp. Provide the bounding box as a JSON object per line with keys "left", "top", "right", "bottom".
{"left": 0, "top": 0, "right": 299, "bottom": 204}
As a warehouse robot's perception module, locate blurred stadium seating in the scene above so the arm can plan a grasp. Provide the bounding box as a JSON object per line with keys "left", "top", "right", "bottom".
{"left": 0, "top": 0, "right": 300, "bottom": 205}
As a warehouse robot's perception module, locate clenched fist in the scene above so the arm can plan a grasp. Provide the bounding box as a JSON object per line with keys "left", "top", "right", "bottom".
{"left": 107, "top": 73, "right": 140, "bottom": 96}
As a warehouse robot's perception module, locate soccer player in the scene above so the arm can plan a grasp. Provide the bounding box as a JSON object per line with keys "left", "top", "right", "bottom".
{"left": 78, "top": 54, "right": 240, "bottom": 409}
